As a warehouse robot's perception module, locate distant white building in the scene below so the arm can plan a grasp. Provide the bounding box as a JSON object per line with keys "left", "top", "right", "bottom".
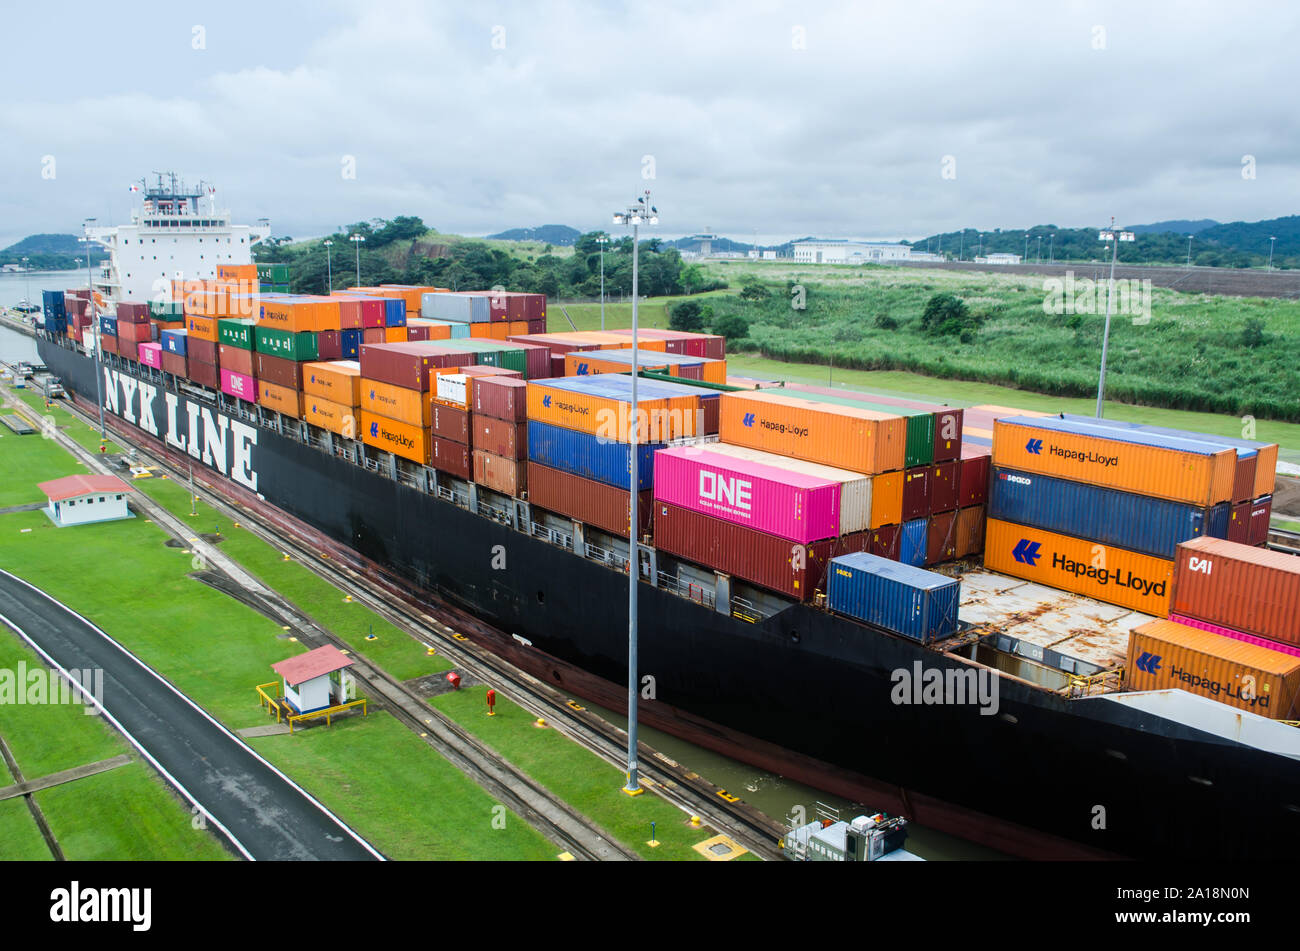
{"left": 792, "top": 241, "right": 913, "bottom": 264}
{"left": 39, "top": 475, "right": 134, "bottom": 527}
{"left": 907, "top": 251, "right": 944, "bottom": 263}
{"left": 976, "top": 253, "right": 1022, "bottom": 265}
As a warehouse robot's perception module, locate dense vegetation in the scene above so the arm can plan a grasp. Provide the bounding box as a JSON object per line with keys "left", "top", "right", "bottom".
{"left": 0, "top": 233, "right": 109, "bottom": 270}
{"left": 702, "top": 265, "right": 1300, "bottom": 421}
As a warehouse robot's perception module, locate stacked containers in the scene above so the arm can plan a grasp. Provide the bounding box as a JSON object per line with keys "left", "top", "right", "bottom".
{"left": 115, "top": 301, "right": 152, "bottom": 363}
{"left": 1169, "top": 536, "right": 1300, "bottom": 652}
{"left": 564, "top": 348, "right": 728, "bottom": 385}
{"left": 826, "top": 552, "right": 961, "bottom": 643}
{"left": 471, "top": 376, "right": 530, "bottom": 497}
{"left": 302, "top": 361, "right": 362, "bottom": 436}
{"left": 41, "top": 290, "right": 68, "bottom": 335}
{"left": 159, "top": 328, "right": 188, "bottom": 377}
{"left": 357, "top": 342, "right": 448, "bottom": 466}
{"left": 218, "top": 317, "right": 258, "bottom": 404}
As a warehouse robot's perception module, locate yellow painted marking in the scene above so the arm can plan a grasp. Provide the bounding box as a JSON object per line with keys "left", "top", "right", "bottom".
{"left": 646, "top": 839, "right": 660, "bottom": 848}
{"left": 716, "top": 789, "right": 740, "bottom": 803}
{"left": 566, "top": 699, "right": 585, "bottom": 711}
{"left": 691, "top": 834, "right": 747, "bottom": 861}
{"left": 557, "top": 852, "right": 575, "bottom": 861}
{"left": 622, "top": 786, "right": 644, "bottom": 797}
{"left": 338, "top": 649, "right": 350, "bottom": 655}
{"left": 452, "top": 633, "right": 468, "bottom": 642}
{"left": 287, "top": 636, "right": 298, "bottom": 643}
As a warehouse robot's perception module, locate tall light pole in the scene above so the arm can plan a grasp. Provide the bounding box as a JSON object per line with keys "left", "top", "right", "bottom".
{"left": 1037, "top": 235, "right": 1043, "bottom": 264}
{"left": 595, "top": 235, "right": 609, "bottom": 330}
{"left": 1024, "top": 233, "right": 1029, "bottom": 264}
{"left": 1096, "top": 218, "right": 1134, "bottom": 418}
{"left": 82, "top": 218, "right": 106, "bottom": 443}
{"left": 22, "top": 256, "right": 30, "bottom": 311}
{"left": 1049, "top": 233, "right": 1055, "bottom": 264}
{"left": 612, "top": 190, "right": 657, "bottom": 797}
{"left": 1186, "top": 235, "right": 1193, "bottom": 268}
{"left": 323, "top": 239, "right": 334, "bottom": 293}
{"left": 350, "top": 234, "right": 365, "bottom": 285}
{"left": 977, "top": 232, "right": 983, "bottom": 259}
{"left": 958, "top": 231, "right": 964, "bottom": 262}
{"left": 1268, "top": 236, "right": 1276, "bottom": 272}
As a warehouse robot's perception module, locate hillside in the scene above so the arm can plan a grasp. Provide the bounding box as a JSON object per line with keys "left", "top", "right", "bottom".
{"left": 1128, "top": 219, "right": 1219, "bottom": 235}
{"left": 0, "top": 233, "right": 108, "bottom": 268}
{"left": 485, "top": 224, "right": 581, "bottom": 246}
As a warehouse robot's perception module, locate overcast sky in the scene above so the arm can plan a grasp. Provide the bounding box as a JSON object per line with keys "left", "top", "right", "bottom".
{"left": 2, "top": 0, "right": 1298, "bottom": 249}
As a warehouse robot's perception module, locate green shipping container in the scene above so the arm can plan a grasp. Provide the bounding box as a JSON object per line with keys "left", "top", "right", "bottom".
{"left": 256, "top": 263, "right": 291, "bottom": 283}
{"left": 255, "top": 326, "right": 318, "bottom": 361}
{"left": 219, "top": 318, "right": 256, "bottom": 350}
{"left": 150, "top": 300, "right": 185, "bottom": 318}
{"left": 784, "top": 389, "right": 934, "bottom": 467}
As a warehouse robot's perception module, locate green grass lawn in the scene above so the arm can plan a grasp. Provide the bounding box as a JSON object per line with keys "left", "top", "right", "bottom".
{"left": 433, "top": 686, "right": 758, "bottom": 861}
{"left": 11, "top": 390, "right": 125, "bottom": 455}
{"left": 0, "top": 429, "right": 88, "bottom": 507}
{"left": 0, "top": 798, "right": 52, "bottom": 860}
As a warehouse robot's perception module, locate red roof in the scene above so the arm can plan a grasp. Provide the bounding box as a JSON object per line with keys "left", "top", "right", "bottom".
{"left": 272, "top": 645, "right": 355, "bottom": 686}
{"left": 38, "top": 474, "right": 134, "bottom": 503}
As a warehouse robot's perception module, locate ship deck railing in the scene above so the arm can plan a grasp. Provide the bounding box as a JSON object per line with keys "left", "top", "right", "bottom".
{"left": 658, "top": 571, "right": 716, "bottom": 609}
{"left": 477, "top": 498, "right": 513, "bottom": 525}
{"left": 530, "top": 521, "right": 574, "bottom": 552}
{"left": 585, "top": 542, "right": 630, "bottom": 572}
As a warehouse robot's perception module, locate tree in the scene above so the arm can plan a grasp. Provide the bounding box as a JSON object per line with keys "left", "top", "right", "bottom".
{"left": 670, "top": 300, "right": 705, "bottom": 332}
{"left": 920, "top": 293, "right": 979, "bottom": 337}
{"left": 1242, "top": 317, "right": 1267, "bottom": 348}
{"left": 711, "top": 313, "right": 749, "bottom": 340}
{"left": 739, "top": 280, "right": 771, "bottom": 301}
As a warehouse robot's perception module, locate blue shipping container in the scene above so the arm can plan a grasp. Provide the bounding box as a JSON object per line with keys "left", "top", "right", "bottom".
{"left": 826, "top": 551, "right": 961, "bottom": 643}
{"left": 99, "top": 316, "right": 118, "bottom": 337}
{"left": 160, "top": 329, "right": 188, "bottom": 355}
{"left": 340, "top": 328, "right": 362, "bottom": 359}
{"left": 384, "top": 298, "right": 406, "bottom": 327}
{"left": 989, "top": 466, "right": 1229, "bottom": 560}
{"left": 899, "top": 518, "right": 927, "bottom": 566}
{"left": 42, "top": 290, "right": 66, "bottom": 318}
{"left": 527, "top": 420, "right": 662, "bottom": 490}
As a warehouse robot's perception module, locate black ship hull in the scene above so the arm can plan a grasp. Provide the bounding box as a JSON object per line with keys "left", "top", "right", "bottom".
{"left": 39, "top": 335, "right": 1300, "bottom": 861}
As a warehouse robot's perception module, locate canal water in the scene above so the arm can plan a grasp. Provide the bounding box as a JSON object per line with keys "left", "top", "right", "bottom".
{"left": 0, "top": 269, "right": 82, "bottom": 364}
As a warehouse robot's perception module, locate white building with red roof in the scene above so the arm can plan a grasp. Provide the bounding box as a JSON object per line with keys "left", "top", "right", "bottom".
{"left": 38, "top": 474, "right": 135, "bottom": 527}
{"left": 271, "top": 645, "right": 357, "bottom": 715}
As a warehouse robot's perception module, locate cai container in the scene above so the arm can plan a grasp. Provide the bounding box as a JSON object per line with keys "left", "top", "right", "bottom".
{"left": 983, "top": 517, "right": 1173, "bottom": 616}
{"left": 527, "top": 419, "right": 662, "bottom": 491}
{"left": 1171, "top": 536, "right": 1300, "bottom": 647}
{"left": 473, "top": 377, "right": 529, "bottom": 422}
{"left": 652, "top": 445, "right": 843, "bottom": 544}
{"left": 992, "top": 416, "right": 1236, "bottom": 506}
{"left": 303, "top": 360, "right": 362, "bottom": 406}
{"left": 474, "top": 416, "right": 526, "bottom": 460}
{"left": 826, "top": 551, "right": 961, "bottom": 643}
{"left": 138, "top": 342, "right": 162, "bottom": 370}
{"left": 959, "top": 442, "right": 991, "bottom": 507}
{"left": 718, "top": 390, "right": 906, "bottom": 474}
{"left": 527, "top": 463, "right": 653, "bottom": 539}
{"left": 220, "top": 368, "right": 258, "bottom": 404}
{"left": 473, "top": 450, "right": 527, "bottom": 496}
{"left": 361, "top": 409, "right": 430, "bottom": 466}
{"left": 1127, "top": 618, "right": 1300, "bottom": 719}
{"left": 989, "top": 466, "right": 1226, "bottom": 561}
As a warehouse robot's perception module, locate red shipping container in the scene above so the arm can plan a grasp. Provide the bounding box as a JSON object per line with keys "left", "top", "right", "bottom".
{"left": 527, "top": 319, "right": 547, "bottom": 335}
{"left": 187, "top": 358, "right": 219, "bottom": 388}
{"left": 1228, "top": 501, "right": 1251, "bottom": 544}
{"left": 117, "top": 320, "right": 152, "bottom": 343}
{"left": 121, "top": 340, "right": 140, "bottom": 361}
{"left": 360, "top": 327, "right": 384, "bottom": 343}
{"left": 1249, "top": 496, "right": 1273, "bottom": 547}
{"left": 406, "top": 324, "right": 430, "bottom": 341}
{"left": 869, "top": 524, "right": 900, "bottom": 560}
{"left": 474, "top": 416, "right": 526, "bottom": 460}
{"left": 902, "top": 466, "right": 929, "bottom": 521}
{"left": 255, "top": 352, "right": 303, "bottom": 390}
{"left": 161, "top": 351, "right": 186, "bottom": 376}
{"left": 101, "top": 335, "right": 119, "bottom": 355}
{"left": 117, "top": 301, "right": 150, "bottom": 322}
{"left": 959, "top": 443, "right": 991, "bottom": 507}
{"left": 473, "top": 377, "right": 529, "bottom": 422}
{"left": 188, "top": 337, "right": 218, "bottom": 365}
{"left": 954, "top": 506, "right": 986, "bottom": 558}
{"left": 318, "top": 331, "right": 342, "bottom": 360}
{"left": 431, "top": 404, "right": 470, "bottom": 444}
{"left": 473, "top": 450, "right": 527, "bottom": 496}
{"left": 431, "top": 435, "right": 471, "bottom": 479}
{"left": 1171, "top": 536, "right": 1300, "bottom": 646}
{"left": 929, "top": 460, "right": 958, "bottom": 514}
{"left": 219, "top": 344, "right": 254, "bottom": 377}
{"left": 360, "top": 343, "right": 453, "bottom": 391}
{"left": 527, "top": 463, "right": 652, "bottom": 539}
{"left": 1232, "top": 453, "right": 1259, "bottom": 504}
{"left": 926, "top": 510, "right": 958, "bottom": 565}
{"left": 654, "top": 502, "right": 836, "bottom": 601}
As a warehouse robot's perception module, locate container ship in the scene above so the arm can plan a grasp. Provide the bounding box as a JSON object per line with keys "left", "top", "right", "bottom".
{"left": 33, "top": 177, "right": 1300, "bottom": 861}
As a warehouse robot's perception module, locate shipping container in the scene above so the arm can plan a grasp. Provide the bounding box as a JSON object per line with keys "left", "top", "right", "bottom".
{"left": 117, "top": 320, "right": 152, "bottom": 343}
{"left": 926, "top": 510, "right": 957, "bottom": 565}
{"left": 187, "top": 358, "right": 219, "bottom": 389}
{"left": 220, "top": 368, "right": 258, "bottom": 403}
{"left": 473, "top": 377, "right": 529, "bottom": 422}
{"left": 138, "top": 342, "right": 162, "bottom": 370}
{"left": 780, "top": 388, "right": 934, "bottom": 467}
{"left": 431, "top": 435, "right": 471, "bottom": 479}
{"left": 474, "top": 416, "right": 526, "bottom": 460}
{"left": 902, "top": 466, "right": 929, "bottom": 521}
{"left": 187, "top": 337, "right": 217, "bottom": 366}
{"left": 527, "top": 419, "right": 662, "bottom": 491}
{"left": 959, "top": 443, "right": 991, "bottom": 507}
{"left": 360, "top": 378, "right": 430, "bottom": 427}
{"left": 186, "top": 314, "right": 218, "bottom": 342}
{"left": 340, "top": 329, "right": 362, "bottom": 359}
{"left": 718, "top": 390, "right": 906, "bottom": 474}
{"left": 608, "top": 328, "right": 725, "bottom": 360}
{"left": 160, "top": 351, "right": 187, "bottom": 377}
{"left": 989, "top": 466, "right": 1230, "bottom": 561}
{"left": 527, "top": 464, "right": 653, "bottom": 539}
{"left": 527, "top": 375, "right": 704, "bottom": 442}
{"left": 99, "top": 315, "right": 118, "bottom": 337}
{"left": 1169, "top": 613, "right": 1300, "bottom": 659}
{"left": 161, "top": 328, "right": 188, "bottom": 356}
{"left": 930, "top": 460, "right": 958, "bottom": 514}
{"left": 826, "top": 551, "right": 961, "bottom": 642}
{"left": 1170, "top": 536, "right": 1300, "bottom": 647}
{"left": 255, "top": 353, "right": 303, "bottom": 391}
{"left": 259, "top": 298, "right": 323, "bottom": 333}
{"left": 473, "top": 450, "right": 527, "bottom": 496}
{"left": 116, "top": 301, "right": 150, "bottom": 322}
{"left": 869, "top": 471, "right": 903, "bottom": 529}
{"left": 303, "top": 361, "right": 362, "bottom": 406}
{"left": 359, "top": 342, "right": 447, "bottom": 391}
{"left": 218, "top": 345, "right": 254, "bottom": 377}
{"left": 421, "top": 292, "right": 492, "bottom": 323}
{"left": 899, "top": 518, "right": 928, "bottom": 567}
{"left": 432, "top": 404, "right": 471, "bottom": 444}
{"left": 984, "top": 517, "right": 1173, "bottom": 616}
{"left": 783, "top": 384, "right": 964, "bottom": 462}
{"left": 118, "top": 339, "right": 139, "bottom": 362}
{"left": 218, "top": 318, "right": 256, "bottom": 350}
{"left": 360, "top": 410, "right": 430, "bottom": 466}
{"left": 869, "top": 524, "right": 900, "bottom": 560}
{"left": 258, "top": 381, "right": 303, "bottom": 419}
{"left": 1126, "top": 618, "right": 1300, "bottom": 719}
{"left": 304, "top": 396, "right": 359, "bottom": 437}
{"left": 565, "top": 348, "right": 727, "bottom": 385}
{"left": 255, "top": 326, "right": 319, "bottom": 362}
{"left": 954, "top": 506, "right": 986, "bottom": 558}
{"left": 1248, "top": 496, "right": 1273, "bottom": 547}
{"left": 993, "top": 416, "right": 1236, "bottom": 506}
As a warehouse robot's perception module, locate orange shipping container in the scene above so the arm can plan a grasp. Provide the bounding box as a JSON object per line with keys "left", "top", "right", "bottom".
{"left": 525, "top": 381, "right": 702, "bottom": 442}
{"left": 258, "top": 381, "right": 303, "bottom": 419}
{"left": 304, "top": 396, "right": 359, "bottom": 437}
{"left": 719, "top": 391, "right": 907, "bottom": 474}
{"left": 470, "top": 323, "right": 493, "bottom": 339}
{"left": 1127, "top": 619, "right": 1300, "bottom": 719}
{"left": 360, "top": 410, "right": 430, "bottom": 465}
{"left": 984, "top": 517, "right": 1173, "bottom": 616}
{"left": 259, "top": 299, "right": 322, "bottom": 333}
{"left": 992, "top": 418, "right": 1236, "bottom": 507}
{"left": 507, "top": 320, "right": 530, "bottom": 337}
{"left": 384, "top": 326, "right": 407, "bottom": 343}
{"left": 869, "top": 470, "right": 904, "bottom": 529}
{"left": 302, "top": 361, "right": 362, "bottom": 406}
{"left": 360, "top": 377, "right": 432, "bottom": 427}
{"left": 473, "top": 450, "right": 527, "bottom": 496}
{"left": 186, "top": 315, "right": 218, "bottom": 342}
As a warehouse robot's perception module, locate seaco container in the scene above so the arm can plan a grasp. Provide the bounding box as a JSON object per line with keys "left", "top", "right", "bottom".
{"left": 989, "top": 466, "right": 1228, "bottom": 560}
{"left": 527, "top": 375, "right": 703, "bottom": 442}
{"left": 718, "top": 390, "right": 906, "bottom": 474}
{"left": 303, "top": 361, "right": 362, "bottom": 406}
{"left": 653, "top": 445, "right": 843, "bottom": 544}
{"left": 826, "top": 551, "right": 961, "bottom": 643}
{"left": 1170, "top": 613, "right": 1300, "bottom": 660}
{"left": 984, "top": 518, "right": 1173, "bottom": 616}
{"left": 1126, "top": 619, "right": 1300, "bottom": 719}
{"left": 527, "top": 419, "right": 663, "bottom": 491}
{"left": 993, "top": 416, "right": 1236, "bottom": 506}
{"left": 527, "top": 463, "right": 653, "bottom": 539}
{"left": 1170, "top": 536, "right": 1300, "bottom": 647}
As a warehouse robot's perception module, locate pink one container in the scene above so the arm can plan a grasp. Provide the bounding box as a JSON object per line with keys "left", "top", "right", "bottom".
{"left": 220, "top": 368, "right": 258, "bottom": 403}
{"left": 138, "top": 342, "right": 162, "bottom": 370}
{"left": 1169, "top": 613, "right": 1300, "bottom": 659}
{"left": 652, "top": 445, "right": 840, "bottom": 543}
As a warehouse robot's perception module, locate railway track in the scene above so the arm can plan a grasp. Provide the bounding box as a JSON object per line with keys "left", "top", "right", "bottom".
{"left": 13, "top": 383, "right": 787, "bottom": 861}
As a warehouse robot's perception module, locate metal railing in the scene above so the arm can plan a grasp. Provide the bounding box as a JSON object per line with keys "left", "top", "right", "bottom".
{"left": 585, "top": 542, "right": 630, "bottom": 571}
{"left": 477, "top": 499, "right": 513, "bottom": 524}
{"left": 730, "top": 596, "right": 768, "bottom": 623}
{"left": 658, "top": 571, "right": 716, "bottom": 609}
{"left": 531, "top": 521, "right": 574, "bottom": 551}
{"left": 286, "top": 698, "right": 369, "bottom": 733}
{"left": 256, "top": 681, "right": 285, "bottom": 722}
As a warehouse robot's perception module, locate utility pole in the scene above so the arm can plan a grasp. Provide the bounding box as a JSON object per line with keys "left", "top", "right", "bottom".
{"left": 596, "top": 235, "right": 608, "bottom": 330}
{"left": 1096, "top": 218, "right": 1134, "bottom": 418}
{"left": 323, "top": 239, "right": 334, "bottom": 293}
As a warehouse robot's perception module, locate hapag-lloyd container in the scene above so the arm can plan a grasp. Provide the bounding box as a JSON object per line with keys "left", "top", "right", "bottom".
{"left": 718, "top": 390, "right": 906, "bottom": 475}
{"left": 779, "top": 388, "right": 934, "bottom": 467}
{"left": 826, "top": 551, "right": 961, "bottom": 643}
{"left": 361, "top": 410, "right": 429, "bottom": 465}
{"left": 304, "top": 396, "right": 358, "bottom": 437}
{"left": 653, "top": 445, "right": 842, "bottom": 544}
{"left": 220, "top": 368, "right": 257, "bottom": 403}
{"left": 1171, "top": 536, "right": 1300, "bottom": 647}
{"left": 527, "top": 419, "right": 664, "bottom": 491}
{"left": 303, "top": 361, "right": 362, "bottom": 406}
{"left": 1127, "top": 618, "right": 1300, "bottom": 720}
{"left": 527, "top": 463, "right": 653, "bottom": 539}
{"left": 993, "top": 416, "right": 1236, "bottom": 506}
{"left": 782, "top": 383, "right": 964, "bottom": 462}
{"left": 138, "top": 342, "right": 162, "bottom": 370}
{"left": 258, "top": 381, "right": 303, "bottom": 419}
{"left": 984, "top": 517, "right": 1174, "bottom": 616}
{"left": 686, "top": 442, "right": 873, "bottom": 535}
{"left": 1169, "top": 613, "right": 1300, "bottom": 660}
{"left": 989, "top": 466, "right": 1229, "bottom": 560}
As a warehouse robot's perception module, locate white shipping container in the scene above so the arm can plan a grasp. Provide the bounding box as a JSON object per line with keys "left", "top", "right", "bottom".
{"left": 690, "top": 441, "right": 873, "bottom": 535}
{"left": 436, "top": 372, "right": 469, "bottom": 407}
{"left": 421, "top": 292, "right": 491, "bottom": 323}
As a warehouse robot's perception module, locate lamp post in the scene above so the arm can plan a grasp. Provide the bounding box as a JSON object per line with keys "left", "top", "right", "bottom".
{"left": 977, "top": 233, "right": 983, "bottom": 259}
{"left": 1269, "top": 236, "right": 1276, "bottom": 272}
{"left": 596, "top": 235, "right": 609, "bottom": 331}
{"left": 612, "top": 190, "right": 657, "bottom": 797}
{"left": 323, "top": 239, "right": 334, "bottom": 293}
{"left": 1095, "top": 218, "right": 1135, "bottom": 418}
{"left": 82, "top": 219, "right": 106, "bottom": 443}
{"left": 1037, "top": 235, "right": 1042, "bottom": 264}
{"left": 1186, "top": 234, "right": 1193, "bottom": 269}
{"left": 22, "top": 257, "right": 30, "bottom": 312}
{"left": 350, "top": 234, "right": 365, "bottom": 285}
{"left": 1024, "top": 233, "right": 1029, "bottom": 264}
{"left": 1049, "top": 232, "right": 1055, "bottom": 264}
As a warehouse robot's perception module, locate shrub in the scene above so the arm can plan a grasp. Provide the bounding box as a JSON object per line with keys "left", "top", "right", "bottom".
{"left": 919, "top": 293, "right": 980, "bottom": 337}
{"left": 711, "top": 314, "right": 750, "bottom": 340}
{"left": 875, "top": 314, "right": 899, "bottom": 330}
{"left": 1242, "top": 317, "right": 1267, "bottom": 348}
{"left": 670, "top": 300, "right": 705, "bottom": 332}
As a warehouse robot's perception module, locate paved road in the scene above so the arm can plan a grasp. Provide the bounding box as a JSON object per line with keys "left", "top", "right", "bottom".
{"left": 0, "top": 568, "right": 383, "bottom": 861}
